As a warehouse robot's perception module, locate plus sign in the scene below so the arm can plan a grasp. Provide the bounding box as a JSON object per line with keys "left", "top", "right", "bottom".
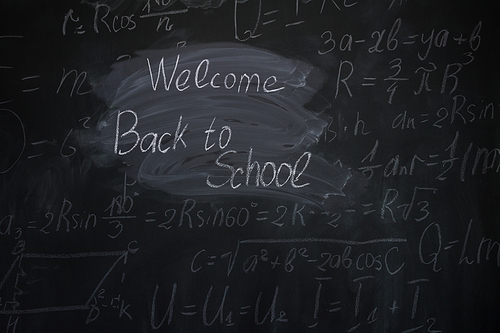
{"left": 453, "top": 33, "right": 467, "bottom": 45}
{"left": 270, "top": 256, "right": 281, "bottom": 269}
{"left": 389, "top": 300, "right": 399, "bottom": 314}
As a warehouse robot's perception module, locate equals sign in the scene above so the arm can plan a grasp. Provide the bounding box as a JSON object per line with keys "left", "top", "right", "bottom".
{"left": 256, "top": 211, "right": 269, "bottom": 221}
{"left": 403, "top": 34, "right": 419, "bottom": 45}
{"left": 239, "top": 305, "right": 251, "bottom": 315}
{"left": 145, "top": 212, "right": 156, "bottom": 223}
{"left": 444, "top": 240, "right": 459, "bottom": 250}
{"left": 28, "top": 140, "right": 50, "bottom": 159}
{"left": 362, "top": 78, "right": 376, "bottom": 86}
{"left": 262, "top": 9, "right": 278, "bottom": 25}
{"left": 181, "top": 305, "right": 197, "bottom": 316}
{"left": 362, "top": 203, "right": 376, "bottom": 215}
{"left": 329, "top": 300, "right": 342, "bottom": 313}
{"left": 21, "top": 75, "right": 40, "bottom": 93}
{"left": 207, "top": 256, "right": 216, "bottom": 266}
{"left": 426, "top": 154, "right": 440, "bottom": 166}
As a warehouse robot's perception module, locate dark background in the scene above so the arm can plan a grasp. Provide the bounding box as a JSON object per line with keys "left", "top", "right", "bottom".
{"left": 1, "top": 0, "right": 499, "bottom": 332}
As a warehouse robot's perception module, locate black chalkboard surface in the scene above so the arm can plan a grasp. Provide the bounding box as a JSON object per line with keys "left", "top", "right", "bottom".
{"left": 1, "top": 0, "right": 499, "bottom": 332}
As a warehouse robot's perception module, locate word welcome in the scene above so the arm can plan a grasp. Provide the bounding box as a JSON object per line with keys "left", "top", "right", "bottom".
{"left": 146, "top": 54, "right": 285, "bottom": 93}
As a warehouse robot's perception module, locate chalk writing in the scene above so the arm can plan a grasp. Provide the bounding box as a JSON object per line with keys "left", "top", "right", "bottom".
{"left": 0, "top": 1, "right": 498, "bottom": 332}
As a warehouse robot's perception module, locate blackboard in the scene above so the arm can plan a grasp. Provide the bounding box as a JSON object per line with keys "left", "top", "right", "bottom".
{"left": 1, "top": 0, "right": 499, "bottom": 332}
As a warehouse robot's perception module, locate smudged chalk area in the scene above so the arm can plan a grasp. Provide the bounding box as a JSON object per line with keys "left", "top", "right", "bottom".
{"left": 79, "top": 43, "right": 352, "bottom": 206}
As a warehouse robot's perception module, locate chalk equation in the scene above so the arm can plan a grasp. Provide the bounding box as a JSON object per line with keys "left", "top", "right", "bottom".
{"left": 1, "top": 0, "right": 499, "bottom": 332}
